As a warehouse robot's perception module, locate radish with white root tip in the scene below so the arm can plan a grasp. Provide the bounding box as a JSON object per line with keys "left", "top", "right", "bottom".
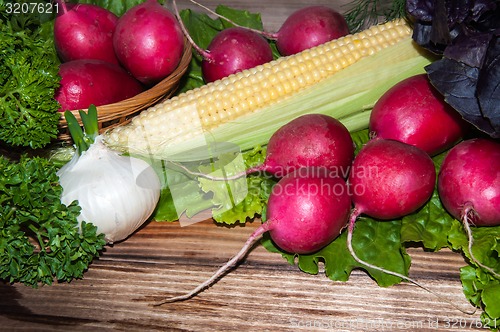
{"left": 153, "top": 168, "right": 351, "bottom": 304}
{"left": 438, "top": 138, "right": 500, "bottom": 278}
{"left": 346, "top": 138, "right": 475, "bottom": 314}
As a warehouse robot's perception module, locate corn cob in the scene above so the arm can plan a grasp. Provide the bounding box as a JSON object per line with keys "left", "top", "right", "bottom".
{"left": 104, "top": 19, "right": 433, "bottom": 160}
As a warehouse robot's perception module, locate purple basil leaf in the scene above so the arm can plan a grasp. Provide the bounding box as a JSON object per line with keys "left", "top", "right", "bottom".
{"left": 477, "top": 36, "right": 500, "bottom": 137}
{"left": 446, "top": 0, "right": 473, "bottom": 25}
{"left": 471, "top": 0, "right": 499, "bottom": 26}
{"left": 426, "top": 58, "right": 497, "bottom": 137}
{"left": 444, "top": 32, "right": 493, "bottom": 67}
{"left": 407, "top": 0, "right": 435, "bottom": 21}
{"left": 431, "top": 0, "right": 453, "bottom": 45}
{"left": 412, "top": 22, "right": 448, "bottom": 54}
{"left": 410, "top": 0, "right": 500, "bottom": 138}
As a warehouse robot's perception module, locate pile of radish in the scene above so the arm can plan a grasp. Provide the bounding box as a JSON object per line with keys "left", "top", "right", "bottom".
{"left": 54, "top": 0, "right": 185, "bottom": 111}
{"left": 54, "top": 0, "right": 350, "bottom": 108}
{"left": 155, "top": 72, "right": 499, "bottom": 305}
{"left": 173, "top": 0, "right": 349, "bottom": 82}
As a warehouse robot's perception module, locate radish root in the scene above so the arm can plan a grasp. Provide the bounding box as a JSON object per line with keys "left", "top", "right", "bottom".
{"left": 153, "top": 223, "right": 270, "bottom": 305}
{"left": 462, "top": 203, "right": 500, "bottom": 279}
{"left": 347, "top": 209, "right": 476, "bottom": 315}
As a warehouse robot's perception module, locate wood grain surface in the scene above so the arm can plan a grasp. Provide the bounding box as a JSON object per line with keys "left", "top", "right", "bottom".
{"left": 0, "top": 1, "right": 490, "bottom": 331}
{"left": 0, "top": 219, "right": 486, "bottom": 331}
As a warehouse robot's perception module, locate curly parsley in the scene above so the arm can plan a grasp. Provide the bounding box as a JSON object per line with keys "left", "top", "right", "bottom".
{"left": 0, "top": 156, "right": 106, "bottom": 287}
{"left": 0, "top": 1, "right": 61, "bottom": 149}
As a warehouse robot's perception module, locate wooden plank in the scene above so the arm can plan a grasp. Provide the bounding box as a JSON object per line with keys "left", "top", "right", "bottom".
{"left": 0, "top": 220, "right": 485, "bottom": 331}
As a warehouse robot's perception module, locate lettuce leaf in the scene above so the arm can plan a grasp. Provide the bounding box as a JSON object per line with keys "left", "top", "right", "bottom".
{"left": 400, "top": 151, "right": 461, "bottom": 251}
{"left": 461, "top": 266, "right": 500, "bottom": 328}
{"left": 263, "top": 217, "right": 411, "bottom": 287}
{"left": 199, "top": 147, "right": 276, "bottom": 224}
{"left": 151, "top": 145, "right": 276, "bottom": 224}
{"left": 151, "top": 159, "right": 215, "bottom": 222}
{"left": 401, "top": 190, "right": 461, "bottom": 251}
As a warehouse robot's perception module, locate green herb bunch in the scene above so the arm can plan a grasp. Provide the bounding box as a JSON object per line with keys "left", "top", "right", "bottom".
{"left": 343, "top": 0, "right": 407, "bottom": 32}
{"left": 0, "top": 0, "right": 61, "bottom": 149}
{"left": 0, "top": 155, "right": 106, "bottom": 287}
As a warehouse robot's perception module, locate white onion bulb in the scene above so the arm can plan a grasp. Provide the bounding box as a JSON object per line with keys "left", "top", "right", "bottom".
{"left": 57, "top": 136, "right": 161, "bottom": 243}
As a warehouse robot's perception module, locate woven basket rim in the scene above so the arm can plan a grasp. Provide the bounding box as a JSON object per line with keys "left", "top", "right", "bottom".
{"left": 58, "top": 39, "right": 192, "bottom": 129}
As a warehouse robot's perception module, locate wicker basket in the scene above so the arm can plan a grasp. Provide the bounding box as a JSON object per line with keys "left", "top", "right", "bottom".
{"left": 57, "top": 41, "right": 192, "bottom": 142}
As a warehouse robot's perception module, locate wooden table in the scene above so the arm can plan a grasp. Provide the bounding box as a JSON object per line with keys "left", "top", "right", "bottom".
{"left": 0, "top": 1, "right": 488, "bottom": 331}
{"left": 0, "top": 219, "right": 486, "bottom": 331}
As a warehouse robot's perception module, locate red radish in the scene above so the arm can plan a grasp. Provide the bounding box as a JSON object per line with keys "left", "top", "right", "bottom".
{"left": 259, "top": 113, "right": 354, "bottom": 177}
{"left": 345, "top": 138, "right": 471, "bottom": 312}
{"left": 369, "top": 74, "right": 469, "bottom": 156}
{"left": 154, "top": 168, "right": 351, "bottom": 304}
{"left": 171, "top": 0, "right": 273, "bottom": 83}
{"left": 274, "top": 6, "right": 349, "bottom": 56}
{"left": 175, "top": 114, "right": 355, "bottom": 179}
{"left": 55, "top": 59, "right": 144, "bottom": 112}
{"left": 113, "top": 0, "right": 185, "bottom": 85}
{"left": 348, "top": 138, "right": 436, "bottom": 221}
{"left": 438, "top": 138, "right": 500, "bottom": 277}
{"left": 344, "top": 138, "right": 457, "bottom": 306}
{"left": 439, "top": 138, "right": 500, "bottom": 226}
{"left": 54, "top": 2, "right": 119, "bottom": 64}
{"left": 266, "top": 168, "right": 351, "bottom": 254}
{"left": 201, "top": 27, "right": 274, "bottom": 83}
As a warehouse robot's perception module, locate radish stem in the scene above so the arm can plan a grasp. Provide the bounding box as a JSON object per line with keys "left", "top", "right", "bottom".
{"left": 462, "top": 203, "right": 500, "bottom": 279}
{"left": 184, "top": 0, "right": 278, "bottom": 40}
{"left": 172, "top": 0, "right": 212, "bottom": 60}
{"left": 56, "top": 0, "right": 67, "bottom": 14}
{"left": 167, "top": 160, "right": 266, "bottom": 181}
